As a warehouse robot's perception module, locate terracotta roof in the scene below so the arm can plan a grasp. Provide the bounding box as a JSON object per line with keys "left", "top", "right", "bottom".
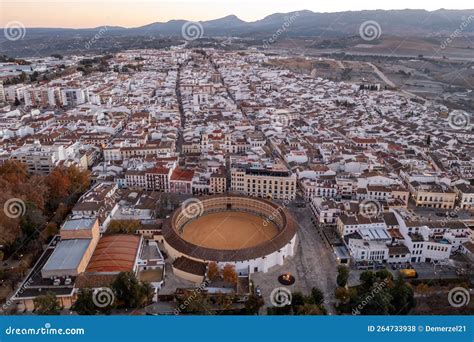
{"left": 146, "top": 166, "right": 169, "bottom": 174}
{"left": 170, "top": 168, "right": 194, "bottom": 182}
{"left": 86, "top": 235, "right": 141, "bottom": 273}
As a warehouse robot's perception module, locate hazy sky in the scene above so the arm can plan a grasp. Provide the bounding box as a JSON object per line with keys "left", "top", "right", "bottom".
{"left": 1, "top": 0, "right": 473, "bottom": 28}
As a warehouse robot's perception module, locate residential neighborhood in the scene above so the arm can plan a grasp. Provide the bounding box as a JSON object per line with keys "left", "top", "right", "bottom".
{"left": 0, "top": 46, "right": 472, "bottom": 316}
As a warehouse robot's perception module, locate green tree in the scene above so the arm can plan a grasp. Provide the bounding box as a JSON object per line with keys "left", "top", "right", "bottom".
{"left": 309, "top": 287, "right": 324, "bottom": 306}
{"left": 360, "top": 271, "right": 376, "bottom": 289}
{"left": 72, "top": 289, "right": 99, "bottom": 315}
{"left": 376, "top": 269, "right": 393, "bottom": 281}
{"left": 112, "top": 272, "right": 152, "bottom": 308}
{"left": 389, "top": 276, "right": 415, "bottom": 314}
{"left": 359, "top": 290, "right": 393, "bottom": 315}
{"left": 291, "top": 291, "right": 305, "bottom": 307}
{"left": 72, "top": 288, "right": 115, "bottom": 315}
{"left": 336, "top": 265, "right": 349, "bottom": 287}
{"left": 34, "top": 292, "right": 61, "bottom": 315}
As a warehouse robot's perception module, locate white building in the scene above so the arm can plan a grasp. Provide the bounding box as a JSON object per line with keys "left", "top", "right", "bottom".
{"left": 393, "top": 210, "right": 454, "bottom": 263}
{"left": 0, "top": 81, "right": 5, "bottom": 103}
{"left": 337, "top": 214, "right": 386, "bottom": 237}
{"left": 61, "top": 88, "right": 89, "bottom": 106}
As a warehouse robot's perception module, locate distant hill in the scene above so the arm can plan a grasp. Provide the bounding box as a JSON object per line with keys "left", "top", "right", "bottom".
{"left": 125, "top": 9, "right": 474, "bottom": 37}
{"left": 1, "top": 9, "right": 473, "bottom": 57}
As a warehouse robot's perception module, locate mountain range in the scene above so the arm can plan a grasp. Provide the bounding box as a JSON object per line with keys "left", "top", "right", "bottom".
{"left": 1, "top": 9, "right": 473, "bottom": 57}
{"left": 4, "top": 9, "right": 474, "bottom": 38}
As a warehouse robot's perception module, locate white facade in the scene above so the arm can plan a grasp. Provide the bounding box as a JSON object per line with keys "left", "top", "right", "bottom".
{"left": 164, "top": 234, "right": 297, "bottom": 275}
{"left": 337, "top": 215, "right": 387, "bottom": 236}
{"left": 0, "top": 81, "right": 5, "bottom": 103}
{"left": 61, "top": 88, "right": 89, "bottom": 106}
{"left": 348, "top": 239, "right": 389, "bottom": 262}
{"left": 393, "top": 210, "right": 455, "bottom": 263}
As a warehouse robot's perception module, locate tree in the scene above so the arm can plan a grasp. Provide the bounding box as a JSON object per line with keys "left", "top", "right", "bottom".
{"left": 19, "top": 72, "right": 27, "bottom": 83}
{"left": 336, "top": 265, "right": 349, "bottom": 287}
{"left": 20, "top": 202, "right": 46, "bottom": 240}
{"left": 295, "top": 304, "right": 323, "bottom": 315}
{"left": 245, "top": 294, "right": 264, "bottom": 315}
{"left": 222, "top": 264, "right": 237, "bottom": 284}
{"left": 207, "top": 262, "right": 221, "bottom": 282}
{"left": 112, "top": 272, "right": 151, "bottom": 308}
{"left": 267, "top": 305, "right": 292, "bottom": 315}
{"left": 335, "top": 287, "right": 350, "bottom": 303}
{"left": 140, "top": 282, "right": 154, "bottom": 305}
{"left": 73, "top": 289, "right": 99, "bottom": 315}
{"left": 0, "top": 190, "right": 23, "bottom": 246}
{"left": 216, "top": 294, "right": 234, "bottom": 310}
{"left": 309, "top": 287, "right": 324, "bottom": 306}
{"left": 65, "top": 166, "right": 90, "bottom": 194}
{"left": 34, "top": 292, "right": 61, "bottom": 315}
{"left": 0, "top": 160, "right": 29, "bottom": 187}
{"left": 45, "top": 167, "right": 72, "bottom": 203}
{"left": 51, "top": 203, "right": 69, "bottom": 226}
{"left": 389, "top": 276, "right": 415, "bottom": 314}
{"left": 358, "top": 290, "right": 393, "bottom": 315}
{"left": 291, "top": 291, "right": 306, "bottom": 307}
{"left": 45, "top": 222, "right": 59, "bottom": 238}
{"left": 22, "top": 175, "right": 48, "bottom": 211}
{"left": 178, "top": 292, "right": 211, "bottom": 314}
{"left": 360, "top": 271, "right": 376, "bottom": 289}
{"left": 375, "top": 269, "right": 393, "bottom": 281}
{"left": 106, "top": 220, "right": 140, "bottom": 235}
{"left": 29, "top": 71, "right": 39, "bottom": 82}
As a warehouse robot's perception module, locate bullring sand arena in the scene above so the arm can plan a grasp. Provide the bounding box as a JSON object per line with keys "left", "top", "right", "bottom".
{"left": 181, "top": 211, "right": 279, "bottom": 250}
{"left": 163, "top": 196, "right": 297, "bottom": 278}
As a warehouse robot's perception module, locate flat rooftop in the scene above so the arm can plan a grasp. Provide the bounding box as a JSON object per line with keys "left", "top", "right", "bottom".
{"left": 358, "top": 228, "right": 391, "bottom": 241}
{"left": 41, "top": 239, "right": 92, "bottom": 278}
{"left": 13, "top": 237, "right": 76, "bottom": 299}
{"left": 62, "top": 218, "right": 96, "bottom": 231}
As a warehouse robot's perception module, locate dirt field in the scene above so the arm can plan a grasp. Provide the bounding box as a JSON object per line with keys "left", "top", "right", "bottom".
{"left": 181, "top": 211, "right": 278, "bottom": 250}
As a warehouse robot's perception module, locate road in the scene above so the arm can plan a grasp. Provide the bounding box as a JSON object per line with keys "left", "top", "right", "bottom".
{"left": 366, "top": 62, "right": 427, "bottom": 101}
{"left": 366, "top": 62, "right": 397, "bottom": 88}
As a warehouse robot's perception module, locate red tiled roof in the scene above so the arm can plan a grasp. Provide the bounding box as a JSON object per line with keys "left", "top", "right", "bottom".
{"left": 170, "top": 168, "right": 194, "bottom": 181}
{"left": 146, "top": 166, "right": 169, "bottom": 175}
{"left": 86, "top": 235, "right": 141, "bottom": 273}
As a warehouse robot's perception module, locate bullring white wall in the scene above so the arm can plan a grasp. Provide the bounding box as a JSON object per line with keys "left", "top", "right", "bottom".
{"left": 163, "top": 234, "right": 297, "bottom": 276}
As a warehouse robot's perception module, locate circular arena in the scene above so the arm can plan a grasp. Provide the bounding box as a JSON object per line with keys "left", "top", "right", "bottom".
{"left": 162, "top": 195, "right": 297, "bottom": 281}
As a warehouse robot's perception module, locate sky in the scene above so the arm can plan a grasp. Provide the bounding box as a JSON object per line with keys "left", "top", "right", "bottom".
{"left": 1, "top": 0, "right": 473, "bottom": 28}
